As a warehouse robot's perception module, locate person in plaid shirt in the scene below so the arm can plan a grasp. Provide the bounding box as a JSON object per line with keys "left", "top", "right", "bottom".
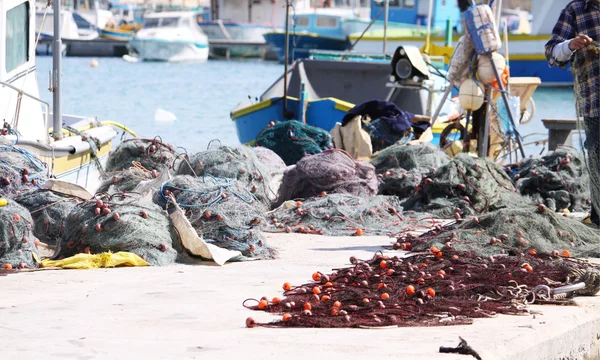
{"left": 545, "top": 0, "right": 600, "bottom": 227}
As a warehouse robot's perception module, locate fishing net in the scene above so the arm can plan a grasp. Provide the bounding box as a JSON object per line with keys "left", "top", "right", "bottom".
{"left": 277, "top": 149, "right": 378, "bottom": 206}
{"left": 243, "top": 250, "right": 600, "bottom": 328}
{"left": 251, "top": 146, "right": 287, "bottom": 174}
{"left": 513, "top": 147, "right": 591, "bottom": 212}
{"left": 401, "top": 206, "right": 600, "bottom": 258}
{"left": 0, "top": 201, "right": 40, "bottom": 269}
{"left": 402, "top": 154, "right": 530, "bottom": 218}
{"left": 0, "top": 145, "right": 48, "bottom": 197}
{"left": 105, "top": 137, "right": 183, "bottom": 173}
{"left": 372, "top": 144, "right": 451, "bottom": 200}
{"left": 176, "top": 145, "right": 279, "bottom": 206}
{"left": 13, "top": 189, "right": 82, "bottom": 246}
{"left": 154, "top": 175, "right": 276, "bottom": 259}
{"left": 254, "top": 120, "right": 334, "bottom": 166}
{"left": 97, "top": 164, "right": 156, "bottom": 195}
{"left": 56, "top": 193, "right": 179, "bottom": 266}
{"left": 265, "top": 194, "right": 431, "bottom": 237}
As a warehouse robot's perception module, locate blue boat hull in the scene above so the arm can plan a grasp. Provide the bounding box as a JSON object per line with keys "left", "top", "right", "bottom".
{"left": 508, "top": 59, "right": 573, "bottom": 85}
{"left": 264, "top": 33, "right": 350, "bottom": 63}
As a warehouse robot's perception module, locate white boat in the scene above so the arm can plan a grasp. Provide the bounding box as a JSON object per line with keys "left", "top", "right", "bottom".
{"left": 1, "top": 0, "right": 134, "bottom": 193}
{"left": 35, "top": 5, "right": 80, "bottom": 55}
{"left": 129, "top": 11, "right": 209, "bottom": 62}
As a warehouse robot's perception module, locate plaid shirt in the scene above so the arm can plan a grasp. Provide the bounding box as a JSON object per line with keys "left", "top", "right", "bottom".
{"left": 545, "top": 0, "right": 600, "bottom": 117}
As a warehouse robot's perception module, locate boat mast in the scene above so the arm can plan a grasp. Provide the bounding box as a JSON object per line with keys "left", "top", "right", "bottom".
{"left": 283, "top": 0, "right": 290, "bottom": 116}
{"left": 383, "top": 0, "right": 388, "bottom": 54}
{"left": 52, "top": 0, "right": 63, "bottom": 140}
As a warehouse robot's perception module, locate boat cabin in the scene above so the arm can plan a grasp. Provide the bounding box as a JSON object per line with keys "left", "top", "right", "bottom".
{"left": 371, "top": 0, "right": 460, "bottom": 31}
{"left": 142, "top": 12, "right": 199, "bottom": 29}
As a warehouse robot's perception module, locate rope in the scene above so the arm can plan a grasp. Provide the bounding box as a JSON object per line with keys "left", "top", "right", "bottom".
{"left": 63, "top": 125, "right": 106, "bottom": 177}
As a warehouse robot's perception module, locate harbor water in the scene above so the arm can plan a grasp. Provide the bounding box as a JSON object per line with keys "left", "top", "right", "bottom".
{"left": 35, "top": 57, "right": 578, "bottom": 154}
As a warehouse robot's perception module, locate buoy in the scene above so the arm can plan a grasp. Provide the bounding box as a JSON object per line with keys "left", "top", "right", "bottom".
{"left": 90, "top": 59, "right": 99, "bottom": 68}
{"left": 154, "top": 108, "right": 177, "bottom": 123}
{"left": 122, "top": 54, "right": 139, "bottom": 63}
{"left": 458, "top": 79, "right": 484, "bottom": 111}
{"left": 477, "top": 53, "right": 506, "bottom": 84}
{"left": 0, "top": 198, "right": 7, "bottom": 207}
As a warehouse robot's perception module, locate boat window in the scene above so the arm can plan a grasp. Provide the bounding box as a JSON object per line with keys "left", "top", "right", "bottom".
{"left": 316, "top": 16, "right": 338, "bottom": 28}
{"left": 179, "top": 17, "right": 190, "bottom": 28}
{"left": 143, "top": 18, "right": 160, "bottom": 28}
{"left": 403, "top": 0, "right": 415, "bottom": 8}
{"left": 293, "top": 16, "right": 310, "bottom": 27}
{"left": 6, "top": 2, "right": 29, "bottom": 73}
{"left": 160, "top": 17, "right": 179, "bottom": 27}
{"left": 373, "top": 0, "right": 400, "bottom": 7}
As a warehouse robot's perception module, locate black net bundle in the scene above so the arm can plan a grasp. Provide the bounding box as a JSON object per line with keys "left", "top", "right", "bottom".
{"left": 177, "top": 145, "right": 277, "bottom": 206}
{"left": 0, "top": 201, "right": 40, "bottom": 269}
{"left": 277, "top": 149, "right": 378, "bottom": 206}
{"left": 512, "top": 147, "right": 591, "bottom": 212}
{"left": 402, "top": 154, "right": 530, "bottom": 218}
{"left": 97, "top": 165, "right": 156, "bottom": 195}
{"left": 244, "top": 250, "right": 600, "bottom": 328}
{"left": 154, "top": 175, "right": 276, "bottom": 259}
{"left": 401, "top": 206, "right": 600, "bottom": 258}
{"left": 254, "top": 120, "right": 334, "bottom": 165}
{"left": 0, "top": 145, "right": 48, "bottom": 197}
{"left": 57, "top": 193, "right": 179, "bottom": 266}
{"left": 105, "top": 138, "right": 183, "bottom": 173}
{"left": 14, "top": 189, "right": 82, "bottom": 246}
{"left": 372, "top": 144, "right": 450, "bottom": 199}
{"left": 265, "top": 194, "right": 429, "bottom": 237}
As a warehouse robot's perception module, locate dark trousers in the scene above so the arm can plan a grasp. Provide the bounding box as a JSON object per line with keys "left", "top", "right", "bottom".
{"left": 584, "top": 117, "right": 600, "bottom": 225}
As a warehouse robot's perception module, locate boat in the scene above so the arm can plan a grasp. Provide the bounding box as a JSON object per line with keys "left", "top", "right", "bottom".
{"left": 35, "top": 5, "right": 80, "bottom": 55}
{"left": 349, "top": 0, "right": 573, "bottom": 85}
{"left": 129, "top": 11, "right": 209, "bottom": 62}
{"left": 100, "top": 4, "right": 145, "bottom": 41}
{"left": 2, "top": 0, "right": 134, "bottom": 193}
{"left": 199, "top": 21, "right": 272, "bottom": 58}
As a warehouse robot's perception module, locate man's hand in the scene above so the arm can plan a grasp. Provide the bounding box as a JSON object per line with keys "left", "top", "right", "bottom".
{"left": 569, "top": 34, "right": 594, "bottom": 50}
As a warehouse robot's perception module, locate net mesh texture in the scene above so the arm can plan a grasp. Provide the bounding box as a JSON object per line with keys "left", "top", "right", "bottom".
{"left": 0, "top": 201, "right": 40, "bottom": 269}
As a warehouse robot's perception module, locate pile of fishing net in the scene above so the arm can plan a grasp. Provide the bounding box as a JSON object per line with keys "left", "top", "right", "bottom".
{"left": 277, "top": 149, "right": 378, "bottom": 206}
{"left": 0, "top": 145, "right": 48, "bottom": 197}
{"left": 402, "top": 154, "right": 530, "bottom": 218}
{"left": 97, "top": 165, "right": 156, "bottom": 195}
{"left": 0, "top": 201, "right": 40, "bottom": 269}
{"left": 512, "top": 148, "right": 591, "bottom": 212}
{"left": 14, "top": 189, "right": 82, "bottom": 246}
{"left": 105, "top": 138, "right": 183, "bottom": 172}
{"left": 177, "top": 145, "right": 281, "bottom": 206}
{"left": 56, "top": 193, "right": 179, "bottom": 266}
{"left": 266, "top": 194, "right": 429, "bottom": 236}
{"left": 400, "top": 206, "right": 600, "bottom": 258}
{"left": 154, "top": 175, "right": 276, "bottom": 259}
{"left": 255, "top": 120, "right": 334, "bottom": 165}
{"left": 244, "top": 250, "right": 600, "bottom": 328}
{"left": 372, "top": 144, "right": 450, "bottom": 200}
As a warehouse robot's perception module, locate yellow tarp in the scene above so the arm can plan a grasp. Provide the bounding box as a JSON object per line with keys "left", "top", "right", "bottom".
{"left": 40, "top": 252, "right": 149, "bottom": 269}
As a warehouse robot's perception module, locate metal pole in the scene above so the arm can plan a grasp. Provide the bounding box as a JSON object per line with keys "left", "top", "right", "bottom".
{"left": 429, "top": 84, "right": 453, "bottom": 127}
{"left": 383, "top": 0, "right": 388, "bottom": 55}
{"left": 425, "top": 0, "right": 433, "bottom": 53}
{"left": 478, "top": 89, "right": 491, "bottom": 158}
{"left": 53, "top": 0, "right": 63, "bottom": 140}
{"left": 283, "top": 0, "right": 290, "bottom": 116}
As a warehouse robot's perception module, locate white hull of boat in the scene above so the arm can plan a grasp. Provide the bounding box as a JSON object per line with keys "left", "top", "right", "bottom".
{"left": 131, "top": 39, "right": 209, "bottom": 62}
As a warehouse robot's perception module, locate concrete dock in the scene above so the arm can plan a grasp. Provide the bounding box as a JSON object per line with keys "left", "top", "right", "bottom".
{"left": 2, "top": 233, "right": 600, "bottom": 359}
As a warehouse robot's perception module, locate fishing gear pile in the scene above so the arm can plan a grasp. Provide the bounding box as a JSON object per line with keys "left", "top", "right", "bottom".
{"left": 14, "top": 189, "right": 82, "bottom": 246}
{"left": 56, "top": 193, "right": 179, "bottom": 266}
{"left": 0, "top": 145, "right": 48, "bottom": 197}
{"left": 401, "top": 206, "right": 600, "bottom": 258}
{"left": 97, "top": 165, "right": 156, "bottom": 195}
{"left": 277, "top": 149, "right": 378, "bottom": 206}
{"left": 0, "top": 201, "right": 40, "bottom": 269}
{"left": 252, "top": 146, "right": 287, "bottom": 176}
{"left": 372, "top": 144, "right": 450, "bottom": 200}
{"left": 105, "top": 138, "right": 182, "bottom": 173}
{"left": 244, "top": 250, "right": 600, "bottom": 328}
{"left": 155, "top": 175, "right": 275, "bottom": 259}
{"left": 402, "top": 154, "right": 530, "bottom": 218}
{"left": 266, "top": 194, "right": 425, "bottom": 236}
{"left": 255, "top": 120, "right": 334, "bottom": 165}
{"left": 513, "top": 148, "right": 591, "bottom": 212}
{"left": 177, "top": 145, "right": 279, "bottom": 205}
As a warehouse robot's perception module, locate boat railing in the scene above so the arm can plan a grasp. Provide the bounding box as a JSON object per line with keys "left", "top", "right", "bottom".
{"left": 0, "top": 80, "right": 51, "bottom": 143}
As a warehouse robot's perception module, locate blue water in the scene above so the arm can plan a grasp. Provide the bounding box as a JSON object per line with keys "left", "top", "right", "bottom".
{"left": 34, "top": 57, "right": 579, "bottom": 153}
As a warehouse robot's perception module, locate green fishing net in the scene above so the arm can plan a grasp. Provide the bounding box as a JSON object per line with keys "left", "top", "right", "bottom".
{"left": 105, "top": 138, "right": 183, "bottom": 173}
{"left": 255, "top": 120, "right": 334, "bottom": 165}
